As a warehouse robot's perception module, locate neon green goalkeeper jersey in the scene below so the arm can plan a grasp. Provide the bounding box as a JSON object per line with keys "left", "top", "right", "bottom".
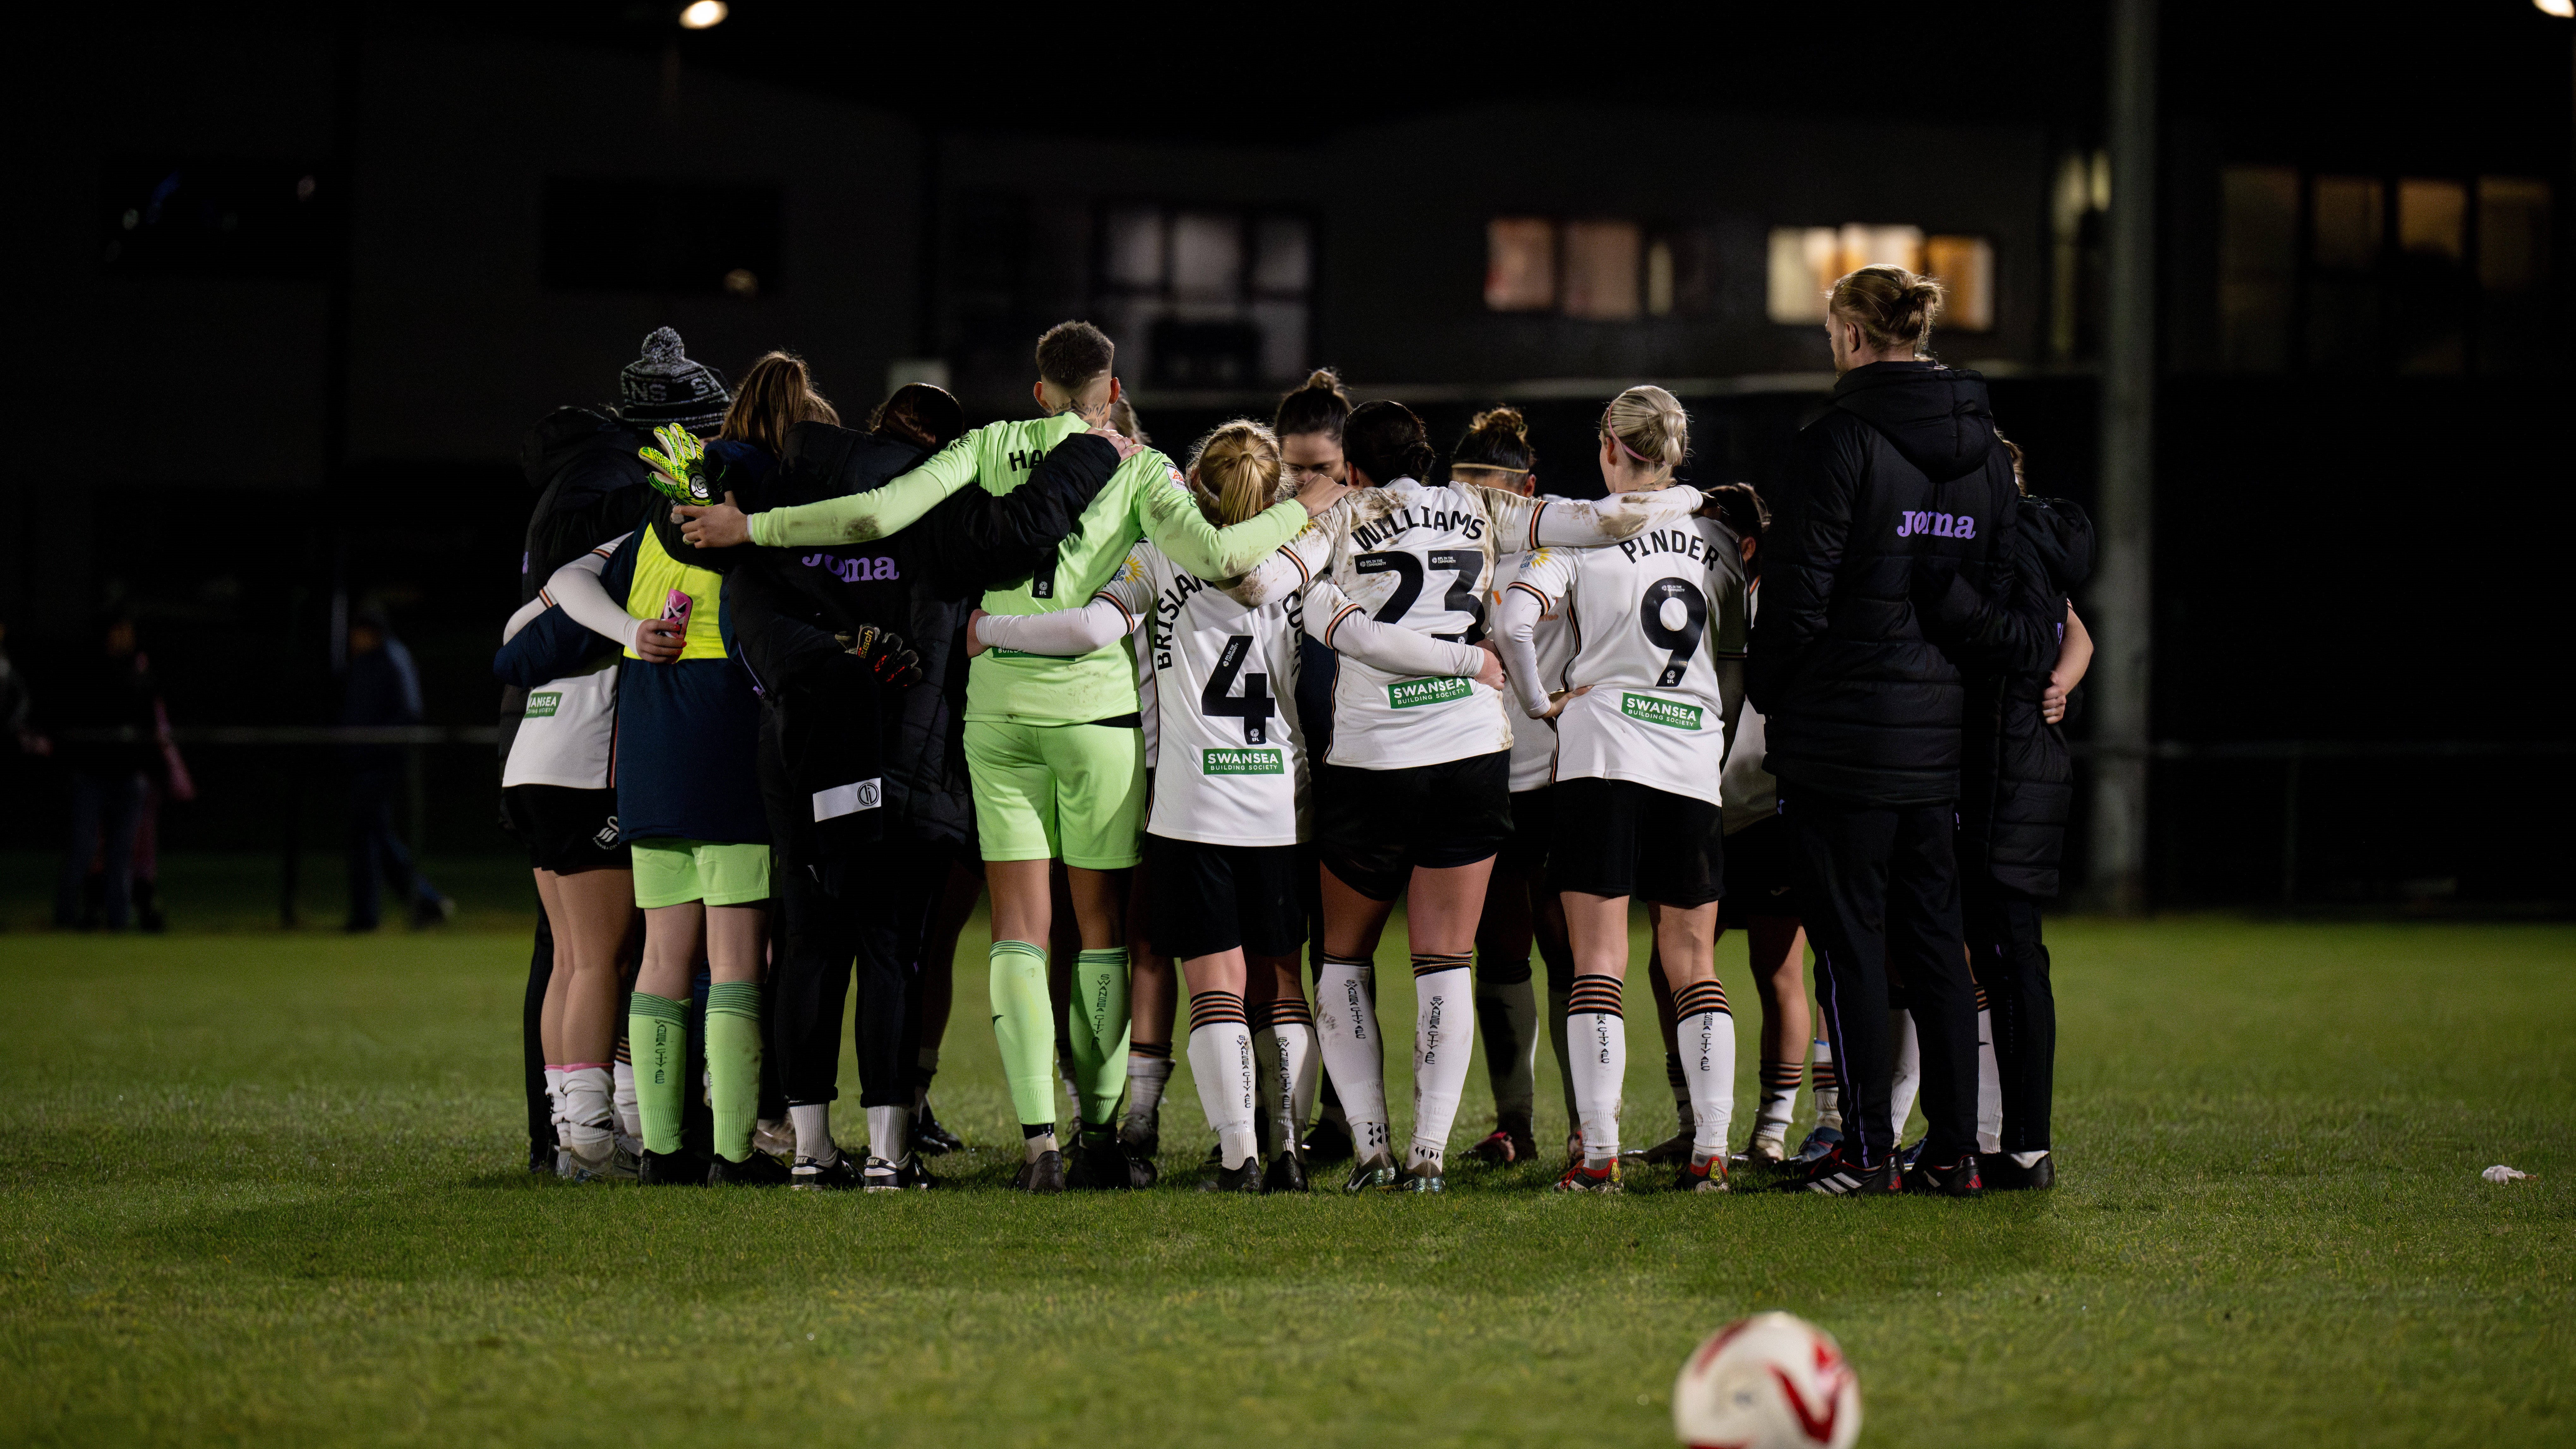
{"left": 745, "top": 410, "right": 1307, "bottom": 726}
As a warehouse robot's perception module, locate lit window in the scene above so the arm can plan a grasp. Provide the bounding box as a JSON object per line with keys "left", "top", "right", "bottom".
{"left": 1170, "top": 211, "right": 1243, "bottom": 302}
{"left": 2398, "top": 179, "right": 2466, "bottom": 262}
{"left": 1644, "top": 237, "right": 1675, "bottom": 316}
{"left": 1485, "top": 218, "right": 1556, "bottom": 311}
{"left": 1924, "top": 236, "right": 1993, "bottom": 331}
{"left": 1096, "top": 205, "right": 1314, "bottom": 387}
{"left": 2311, "top": 176, "right": 2384, "bottom": 271}
{"left": 2218, "top": 165, "right": 2299, "bottom": 372}
{"left": 1103, "top": 206, "right": 1165, "bottom": 291}
{"left": 1766, "top": 224, "right": 1926, "bottom": 323}
{"left": 2477, "top": 177, "right": 2551, "bottom": 291}
{"left": 1561, "top": 220, "right": 1641, "bottom": 320}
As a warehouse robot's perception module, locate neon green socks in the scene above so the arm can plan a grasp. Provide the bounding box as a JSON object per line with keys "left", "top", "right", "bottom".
{"left": 1070, "top": 947, "right": 1133, "bottom": 1128}
{"left": 629, "top": 991, "right": 689, "bottom": 1156}
{"left": 989, "top": 941, "right": 1056, "bottom": 1131}
{"left": 705, "top": 982, "right": 762, "bottom": 1163}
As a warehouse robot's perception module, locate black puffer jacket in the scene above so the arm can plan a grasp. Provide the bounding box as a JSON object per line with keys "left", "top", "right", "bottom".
{"left": 1749, "top": 363, "right": 2051, "bottom": 807}
{"left": 724, "top": 424, "right": 1121, "bottom": 871}
{"left": 497, "top": 407, "right": 654, "bottom": 773}
{"left": 1960, "top": 497, "right": 2094, "bottom": 897}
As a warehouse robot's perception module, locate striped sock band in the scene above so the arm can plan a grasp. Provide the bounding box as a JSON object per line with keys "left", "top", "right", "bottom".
{"left": 706, "top": 981, "right": 761, "bottom": 1021}
{"left": 1567, "top": 974, "right": 1622, "bottom": 1017}
{"left": 1974, "top": 983, "right": 1990, "bottom": 1012}
{"left": 1673, "top": 979, "right": 1729, "bottom": 1020}
{"left": 1267, "top": 995, "right": 1315, "bottom": 1028}
{"left": 631, "top": 990, "right": 686, "bottom": 1028}
{"left": 1130, "top": 1039, "right": 1173, "bottom": 1061}
{"left": 1189, "top": 990, "right": 1249, "bottom": 1032}
{"left": 1813, "top": 1057, "right": 1840, "bottom": 1091}
{"left": 1412, "top": 951, "right": 1472, "bottom": 979}
{"left": 1762, "top": 1058, "right": 1806, "bottom": 1094}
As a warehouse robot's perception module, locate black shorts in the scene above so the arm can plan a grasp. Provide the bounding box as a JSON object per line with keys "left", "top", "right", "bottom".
{"left": 1314, "top": 750, "right": 1514, "bottom": 902}
{"left": 503, "top": 785, "right": 629, "bottom": 875}
{"left": 1493, "top": 786, "right": 1554, "bottom": 878}
{"left": 1146, "top": 833, "right": 1304, "bottom": 961}
{"left": 1544, "top": 777, "right": 1724, "bottom": 908}
{"left": 1718, "top": 815, "right": 1803, "bottom": 928}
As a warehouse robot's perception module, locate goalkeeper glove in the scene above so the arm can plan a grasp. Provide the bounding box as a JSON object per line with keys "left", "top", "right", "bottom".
{"left": 836, "top": 625, "right": 924, "bottom": 689}
{"left": 638, "top": 424, "right": 725, "bottom": 505}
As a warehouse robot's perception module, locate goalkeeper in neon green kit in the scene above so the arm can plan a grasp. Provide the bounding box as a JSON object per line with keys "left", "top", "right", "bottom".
{"left": 675, "top": 322, "right": 1326, "bottom": 1189}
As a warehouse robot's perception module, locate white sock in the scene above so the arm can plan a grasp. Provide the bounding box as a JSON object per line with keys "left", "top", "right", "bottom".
{"left": 1474, "top": 968, "right": 1539, "bottom": 1123}
{"left": 1673, "top": 981, "right": 1734, "bottom": 1162}
{"left": 1754, "top": 1057, "right": 1803, "bottom": 1143}
{"left": 1664, "top": 1051, "right": 1695, "bottom": 1135}
{"left": 1315, "top": 954, "right": 1390, "bottom": 1160}
{"left": 1567, "top": 974, "right": 1625, "bottom": 1166}
{"left": 1887, "top": 1009, "right": 1921, "bottom": 1146}
{"left": 2012, "top": 1149, "right": 2049, "bottom": 1168}
{"left": 1407, "top": 953, "right": 1474, "bottom": 1174}
{"left": 789, "top": 1103, "right": 834, "bottom": 1163}
{"left": 866, "top": 1104, "right": 907, "bottom": 1165}
{"left": 543, "top": 1066, "right": 566, "bottom": 1139}
{"left": 1253, "top": 998, "right": 1319, "bottom": 1160}
{"left": 1122, "top": 1049, "right": 1175, "bottom": 1139}
{"left": 1975, "top": 1003, "right": 2003, "bottom": 1156}
{"left": 1186, "top": 994, "right": 1257, "bottom": 1170}
{"left": 612, "top": 1059, "right": 641, "bottom": 1139}
{"left": 1809, "top": 1037, "right": 1841, "bottom": 1131}
{"left": 560, "top": 1066, "right": 613, "bottom": 1153}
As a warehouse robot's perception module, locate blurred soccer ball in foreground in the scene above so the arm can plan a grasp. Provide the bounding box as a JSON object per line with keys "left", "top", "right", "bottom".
{"left": 1672, "top": 1312, "right": 1861, "bottom": 1449}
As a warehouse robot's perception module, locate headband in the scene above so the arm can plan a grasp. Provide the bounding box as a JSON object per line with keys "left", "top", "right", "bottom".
{"left": 1601, "top": 405, "right": 1662, "bottom": 468}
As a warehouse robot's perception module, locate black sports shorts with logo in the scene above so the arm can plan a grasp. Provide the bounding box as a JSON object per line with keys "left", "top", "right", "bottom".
{"left": 1314, "top": 749, "right": 1514, "bottom": 901}
{"left": 1717, "top": 815, "right": 1803, "bottom": 928}
{"left": 504, "top": 785, "right": 631, "bottom": 875}
{"left": 1145, "top": 833, "right": 1304, "bottom": 961}
{"left": 1544, "top": 776, "right": 1724, "bottom": 908}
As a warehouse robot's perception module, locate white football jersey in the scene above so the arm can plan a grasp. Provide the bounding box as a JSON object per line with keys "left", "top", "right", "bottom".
{"left": 501, "top": 537, "right": 624, "bottom": 791}
{"left": 1509, "top": 511, "right": 1748, "bottom": 806}
{"left": 1492, "top": 524, "right": 1578, "bottom": 794}
{"left": 1100, "top": 545, "right": 1309, "bottom": 847}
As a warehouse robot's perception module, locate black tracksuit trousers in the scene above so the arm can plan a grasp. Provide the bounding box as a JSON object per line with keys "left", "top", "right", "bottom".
{"left": 772, "top": 847, "right": 936, "bottom": 1110}
{"left": 1785, "top": 793, "right": 1980, "bottom": 1169}
{"left": 1963, "top": 872, "right": 2052, "bottom": 1154}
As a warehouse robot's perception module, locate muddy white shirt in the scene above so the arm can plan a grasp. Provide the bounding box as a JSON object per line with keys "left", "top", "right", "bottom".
{"left": 502, "top": 536, "right": 625, "bottom": 791}
{"left": 1229, "top": 477, "right": 1705, "bottom": 773}
{"left": 1506, "top": 512, "right": 1748, "bottom": 807}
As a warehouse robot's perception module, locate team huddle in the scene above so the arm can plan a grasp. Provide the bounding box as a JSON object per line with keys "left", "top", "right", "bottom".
{"left": 498, "top": 259, "right": 2092, "bottom": 1198}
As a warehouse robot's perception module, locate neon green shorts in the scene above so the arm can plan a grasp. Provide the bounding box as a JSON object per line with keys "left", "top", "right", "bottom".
{"left": 631, "top": 839, "right": 772, "bottom": 909}
{"left": 963, "top": 718, "right": 1146, "bottom": 869}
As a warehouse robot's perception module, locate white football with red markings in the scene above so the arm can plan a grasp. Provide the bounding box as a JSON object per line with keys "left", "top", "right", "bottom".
{"left": 1671, "top": 1312, "right": 1861, "bottom": 1449}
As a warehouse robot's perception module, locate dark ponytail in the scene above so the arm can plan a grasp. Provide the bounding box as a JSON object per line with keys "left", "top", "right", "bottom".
{"left": 1274, "top": 367, "right": 1352, "bottom": 442}
{"left": 1343, "top": 400, "right": 1438, "bottom": 487}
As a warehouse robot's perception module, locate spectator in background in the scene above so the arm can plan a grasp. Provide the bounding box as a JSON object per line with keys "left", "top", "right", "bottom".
{"left": 344, "top": 605, "right": 453, "bottom": 932}
{"left": 53, "top": 616, "right": 157, "bottom": 930}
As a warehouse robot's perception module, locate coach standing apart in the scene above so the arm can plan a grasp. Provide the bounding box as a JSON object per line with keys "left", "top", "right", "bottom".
{"left": 1752, "top": 264, "right": 2053, "bottom": 1197}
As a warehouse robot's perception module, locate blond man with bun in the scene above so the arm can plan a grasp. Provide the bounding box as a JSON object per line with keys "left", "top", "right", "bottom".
{"left": 970, "top": 421, "right": 1498, "bottom": 1191}
{"left": 1751, "top": 265, "right": 2057, "bottom": 1199}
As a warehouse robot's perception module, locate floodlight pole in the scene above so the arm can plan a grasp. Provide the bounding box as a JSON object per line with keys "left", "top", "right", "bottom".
{"left": 2091, "top": 0, "right": 2158, "bottom": 912}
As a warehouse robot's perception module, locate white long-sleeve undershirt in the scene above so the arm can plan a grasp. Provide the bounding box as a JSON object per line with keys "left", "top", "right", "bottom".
{"left": 1494, "top": 583, "right": 1556, "bottom": 721}
{"left": 541, "top": 534, "right": 643, "bottom": 654}
{"left": 973, "top": 580, "right": 1487, "bottom": 681}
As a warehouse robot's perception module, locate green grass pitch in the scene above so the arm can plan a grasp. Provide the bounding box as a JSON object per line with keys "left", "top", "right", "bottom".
{"left": 3, "top": 912, "right": 2570, "bottom": 1446}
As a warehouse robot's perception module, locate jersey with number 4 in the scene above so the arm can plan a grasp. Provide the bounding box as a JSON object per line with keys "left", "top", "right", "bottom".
{"left": 1098, "top": 544, "right": 1309, "bottom": 847}
{"left": 1510, "top": 513, "right": 1748, "bottom": 806}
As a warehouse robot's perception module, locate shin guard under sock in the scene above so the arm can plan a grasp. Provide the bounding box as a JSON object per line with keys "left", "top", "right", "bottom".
{"left": 1187, "top": 991, "right": 1258, "bottom": 1170}
{"left": 1473, "top": 959, "right": 1539, "bottom": 1126}
{"left": 988, "top": 941, "right": 1057, "bottom": 1134}
{"left": 1252, "top": 996, "right": 1318, "bottom": 1159}
{"left": 1315, "top": 953, "right": 1390, "bottom": 1159}
{"left": 1809, "top": 1037, "right": 1842, "bottom": 1130}
{"left": 1408, "top": 952, "right": 1474, "bottom": 1174}
{"left": 628, "top": 992, "right": 689, "bottom": 1156}
{"left": 1673, "top": 980, "right": 1734, "bottom": 1161}
{"left": 1070, "top": 947, "right": 1132, "bottom": 1128}
{"left": 1567, "top": 974, "right": 1625, "bottom": 1166}
{"left": 704, "top": 982, "right": 762, "bottom": 1163}
{"left": 560, "top": 1065, "right": 614, "bottom": 1153}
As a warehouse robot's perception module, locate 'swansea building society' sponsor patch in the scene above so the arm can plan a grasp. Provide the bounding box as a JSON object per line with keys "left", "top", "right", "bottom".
{"left": 1620, "top": 692, "right": 1702, "bottom": 730}
{"left": 1203, "top": 748, "right": 1285, "bottom": 775}
{"left": 524, "top": 691, "right": 562, "bottom": 718}
{"left": 1387, "top": 676, "right": 1473, "bottom": 710}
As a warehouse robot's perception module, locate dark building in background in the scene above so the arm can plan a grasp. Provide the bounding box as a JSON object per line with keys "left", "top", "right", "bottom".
{"left": 9, "top": 6, "right": 2569, "bottom": 908}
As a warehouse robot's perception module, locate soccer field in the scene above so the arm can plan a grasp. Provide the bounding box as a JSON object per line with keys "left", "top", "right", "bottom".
{"left": 3, "top": 914, "right": 2569, "bottom": 1447}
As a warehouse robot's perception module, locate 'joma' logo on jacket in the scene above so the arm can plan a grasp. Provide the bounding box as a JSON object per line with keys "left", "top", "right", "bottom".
{"left": 1895, "top": 511, "right": 1977, "bottom": 539}
{"left": 800, "top": 552, "right": 899, "bottom": 582}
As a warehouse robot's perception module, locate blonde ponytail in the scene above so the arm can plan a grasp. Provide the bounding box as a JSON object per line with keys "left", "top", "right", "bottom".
{"left": 1187, "top": 420, "right": 1285, "bottom": 526}
{"left": 1601, "top": 385, "right": 1689, "bottom": 480}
